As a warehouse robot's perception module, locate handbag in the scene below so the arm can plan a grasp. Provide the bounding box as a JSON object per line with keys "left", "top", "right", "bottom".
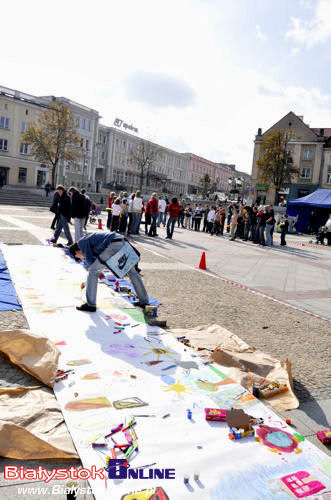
{"left": 100, "top": 241, "right": 140, "bottom": 279}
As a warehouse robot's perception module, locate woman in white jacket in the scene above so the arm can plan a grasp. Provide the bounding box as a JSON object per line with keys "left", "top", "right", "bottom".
{"left": 130, "top": 190, "right": 143, "bottom": 235}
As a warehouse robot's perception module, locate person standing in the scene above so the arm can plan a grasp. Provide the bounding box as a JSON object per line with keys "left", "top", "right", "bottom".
{"left": 325, "top": 213, "right": 331, "bottom": 246}
{"left": 265, "top": 204, "right": 275, "bottom": 245}
{"left": 258, "top": 206, "right": 268, "bottom": 246}
{"left": 127, "top": 193, "right": 135, "bottom": 235}
{"left": 106, "top": 191, "right": 116, "bottom": 229}
{"left": 207, "top": 207, "right": 216, "bottom": 233}
{"left": 50, "top": 185, "right": 73, "bottom": 246}
{"left": 147, "top": 193, "right": 159, "bottom": 237}
{"left": 178, "top": 201, "right": 185, "bottom": 228}
{"left": 68, "top": 187, "right": 88, "bottom": 242}
{"left": 158, "top": 196, "right": 167, "bottom": 227}
{"left": 219, "top": 207, "right": 225, "bottom": 235}
{"left": 184, "top": 204, "right": 192, "bottom": 229}
{"left": 211, "top": 207, "right": 221, "bottom": 235}
{"left": 251, "top": 206, "right": 258, "bottom": 243}
{"left": 280, "top": 214, "right": 289, "bottom": 246}
{"left": 69, "top": 233, "right": 149, "bottom": 312}
{"left": 243, "top": 210, "right": 251, "bottom": 241}
{"left": 119, "top": 199, "right": 128, "bottom": 234}
{"left": 50, "top": 190, "right": 60, "bottom": 230}
{"left": 131, "top": 190, "right": 143, "bottom": 235}
{"left": 229, "top": 209, "right": 239, "bottom": 241}
{"left": 111, "top": 198, "right": 121, "bottom": 232}
{"left": 0, "top": 172, "right": 5, "bottom": 189}
{"left": 203, "top": 205, "right": 210, "bottom": 232}
{"left": 166, "top": 197, "right": 180, "bottom": 239}
{"left": 194, "top": 204, "right": 203, "bottom": 231}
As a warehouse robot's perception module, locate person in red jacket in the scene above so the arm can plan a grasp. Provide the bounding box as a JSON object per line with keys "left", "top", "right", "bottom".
{"left": 166, "top": 197, "right": 180, "bottom": 239}
{"left": 106, "top": 191, "right": 115, "bottom": 229}
{"left": 146, "top": 193, "right": 159, "bottom": 237}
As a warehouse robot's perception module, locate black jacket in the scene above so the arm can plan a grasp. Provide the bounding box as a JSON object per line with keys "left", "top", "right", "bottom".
{"left": 58, "top": 191, "right": 72, "bottom": 219}
{"left": 71, "top": 192, "right": 88, "bottom": 218}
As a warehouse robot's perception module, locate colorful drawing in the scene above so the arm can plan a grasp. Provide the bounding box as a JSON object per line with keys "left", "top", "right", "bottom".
{"left": 81, "top": 373, "right": 101, "bottom": 380}
{"left": 54, "top": 340, "right": 67, "bottom": 346}
{"left": 106, "top": 312, "right": 128, "bottom": 321}
{"left": 108, "top": 343, "right": 140, "bottom": 358}
{"left": 256, "top": 426, "right": 302, "bottom": 454}
{"left": 67, "top": 359, "right": 92, "bottom": 366}
{"left": 320, "top": 458, "right": 331, "bottom": 477}
{"left": 175, "top": 360, "right": 199, "bottom": 370}
{"left": 195, "top": 379, "right": 231, "bottom": 392}
{"left": 65, "top": 397, "right": 111, "bottom": 411}
{"left": 121, "top": 487, "right": 169, "bottom": 500}
{"left": 161, "top": 378, "right": 191, "bottom": 398}
{"left": 279, "top": 471, "right": 325, "bottom": 498}
{"left": 113, "top": 397, "right": 148, "bottom": 409}
{"left": 206, "top": 384, "right": 256, "bottom": 409}
{"left": 143, "top": 360, "right": 163, "bottom": 366}
{"left": 142, "top": 346, "right": 177, "bottom": 361}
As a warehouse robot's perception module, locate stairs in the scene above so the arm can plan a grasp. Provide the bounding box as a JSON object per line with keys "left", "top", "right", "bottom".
{"left": 0, "top": 188, "right": 52, "bottom": 207}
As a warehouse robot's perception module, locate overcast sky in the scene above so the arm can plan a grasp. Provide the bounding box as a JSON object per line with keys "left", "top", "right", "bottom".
{"left": 2, "top": 0, "right": 331, "bottom": 172}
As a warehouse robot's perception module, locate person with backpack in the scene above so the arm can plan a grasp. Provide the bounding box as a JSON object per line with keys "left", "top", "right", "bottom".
{"left": 69, "top": 232, "right": 149, "bottom": 312}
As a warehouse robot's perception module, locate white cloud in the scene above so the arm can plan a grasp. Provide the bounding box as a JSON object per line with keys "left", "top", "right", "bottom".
{"left": 286, "top": 0, "right": 331, "bottom": 47}
{"left": 256, "top": 24, "right": 267, "bottom": 41}
{"left": 290, "top": 47, "right": 301, "bottom": 56}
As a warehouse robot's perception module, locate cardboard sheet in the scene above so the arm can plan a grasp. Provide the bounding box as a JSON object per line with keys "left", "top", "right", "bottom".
{"left": 168, "top": 324, "right": 299, "bottom": 410}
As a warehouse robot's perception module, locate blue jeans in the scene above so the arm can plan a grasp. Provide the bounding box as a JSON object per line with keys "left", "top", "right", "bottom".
{"left": 53, "top": 215, "right": 73, "bottom": 244}
{"left": 131, "top": 212, "right": 141, "bottom": 234}
{"left": 266, "top": 224, "right": 274, "bottom": 245}
{"left": 86, "top": 240, "right": 149, "bottom": 307}
{"left": 259, "top": 226, "right": 265, "bottom": 245}
{"left": 158, "top": 212, "right": 166, "bottom": 226}
{"left": 166, "top": 216, "right": 177, "bottom": 238}
{"left": 148, "top": 212, "right": 158, "bottom": 236}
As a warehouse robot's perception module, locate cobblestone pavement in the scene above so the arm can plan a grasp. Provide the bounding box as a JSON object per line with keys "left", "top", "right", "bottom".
{"left": 0, "top": 205, "right": 330, "bottom": 463}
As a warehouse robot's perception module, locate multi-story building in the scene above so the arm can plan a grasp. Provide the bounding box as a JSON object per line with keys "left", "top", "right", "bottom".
{"left": 101, "top": 126, "right": 189, "bottom": 197}
{"left": 250, "top": 111, "right": 331, "bottom": 204}
{"left": 0, "top": 85, "right": 100, "bottom": 191}
{"left": 185, "top": 154, "right": 235, "bottom": 194}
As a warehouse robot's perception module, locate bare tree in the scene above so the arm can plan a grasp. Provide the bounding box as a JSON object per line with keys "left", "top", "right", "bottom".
{"left": 129, "top": 140, "right": 160, "bottom": 191}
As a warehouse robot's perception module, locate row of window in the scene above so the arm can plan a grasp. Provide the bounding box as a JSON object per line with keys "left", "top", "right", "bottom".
{"left": 98, "top": 134, "right": 107, "bottom": 144}
{"left": 76, "top": 116, "right": 91, "bottom": 131}
{"left": 0, "top": 139, "right": 29, "bottom": 154}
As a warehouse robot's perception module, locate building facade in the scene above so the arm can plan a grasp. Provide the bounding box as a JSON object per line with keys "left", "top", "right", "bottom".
{"left": 185, "top": 154, "right": 235, "bottom": 194}
{"left": 0, "top": 85, "right": 100, "bottom": 191}
{"left": 250, "top": 111, "right": 331, "bottom": 205}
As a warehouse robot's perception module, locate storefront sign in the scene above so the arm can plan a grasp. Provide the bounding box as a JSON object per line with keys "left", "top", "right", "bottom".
{"left": 113, "top": 118, "right": 138, "bottom": 134}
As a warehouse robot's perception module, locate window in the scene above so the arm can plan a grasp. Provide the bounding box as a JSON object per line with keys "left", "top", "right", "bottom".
{"left": 4, "top": 104, "right": 8, "bottom": 110}
{"left": 327, "top": 166, "right": 331, "bottom": 184}
{"left": 21, "top": 122, "right": 29, "bottom": 133}
{"left": 98, "top": 134, "right": 101, "bottom": 143}
{"left": 36, "top": 170, "right": 46, "bottom": 186}
{"left": 81, "top": 117, "right": 85, "bottom": 129}
{"left": 18, "top": 167, "right": 27, "bottom": 183}
{"left": 87, "top": 119, "right": 91, "bottom": 131}
{"left": 25, "top": 109, "right": 28, "bottom": 115}
{"left": 300, "top": 167, "right": 311, "bottom": 178}
{"left": 76, "top": 117, "right": 80, "bottom": 127}
{"left": 101, "top": 151, "right": 105, "bottom": 160}
{"left": 0, "top": 139, "right": 8, "bottom": 151}
{"left": 103, "top": 136, "right": 106, "bottom": 144}
{"left": 0, "top": 117, "right": 9, "bottom": 129}
{"left": 85, "top": 139, "right": 89, "bottom": 151}
{"left": 328, "top": 155, "right": 331, "bottom": 166}
{"left": 80, "top": 139, "right": 84, "bottom": 148}
{"left": 303, "top": 148, "right": 312, "bottom": 161}
{"left": 20, "top": 143, "right": 29, "bottom": 154}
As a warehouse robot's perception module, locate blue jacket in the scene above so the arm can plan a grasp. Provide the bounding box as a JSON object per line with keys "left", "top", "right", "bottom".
{"left": 78, "top": 232, "right": 118, "bottom": 266}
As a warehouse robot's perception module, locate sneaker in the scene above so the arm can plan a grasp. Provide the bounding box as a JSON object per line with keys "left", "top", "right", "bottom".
{"left": 76, "top": 303, "right": 97, "bottom": 312}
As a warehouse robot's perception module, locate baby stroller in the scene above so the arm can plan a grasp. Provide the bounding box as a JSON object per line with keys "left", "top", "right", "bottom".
{"left": 310, "top": 226, "right": 327, "bottom": 245}
{"left": 89, "top": 203, "right": 101, "bottom": 224}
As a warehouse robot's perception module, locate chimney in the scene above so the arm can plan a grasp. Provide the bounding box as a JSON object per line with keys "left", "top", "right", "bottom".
{"left": 320, "top": 128, "right": 324, "bottom": 137}
{"left": 257, "top": 128, "right": 262, "bottom": 135}
{"left": 298, "top": 115, "right": 304, "bottom": 121}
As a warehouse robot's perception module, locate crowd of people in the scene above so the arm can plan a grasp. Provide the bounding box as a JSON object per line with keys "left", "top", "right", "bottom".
{"left": 48, "top": 186, "right": 331, "bottom": 248}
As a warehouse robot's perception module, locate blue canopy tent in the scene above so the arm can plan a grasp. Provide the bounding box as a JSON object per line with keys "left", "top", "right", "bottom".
{"left": 287, "top": 189, "right": 331, "bottom": 232}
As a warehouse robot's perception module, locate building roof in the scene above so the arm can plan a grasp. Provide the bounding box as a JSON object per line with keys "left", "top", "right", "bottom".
{"left": 311, "top": 128, "right": 331, "bottom": 138}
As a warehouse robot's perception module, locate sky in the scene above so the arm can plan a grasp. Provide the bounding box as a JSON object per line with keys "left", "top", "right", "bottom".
{"left": 2, "top": 0, "right": 331, "bottom": 173}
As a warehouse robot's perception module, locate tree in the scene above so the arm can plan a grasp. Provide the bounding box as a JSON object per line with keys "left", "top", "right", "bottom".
{"left": 129, "top": 140, "right": 160, "bottom": 191}
{"left": 22, "top": 101, "right": 81, "bottom": 188}
{"left": 200, "top": 174, "right": 211, "bottom": 197}
{"left": 257, "top": 129, "right": 299, "bottom": 204}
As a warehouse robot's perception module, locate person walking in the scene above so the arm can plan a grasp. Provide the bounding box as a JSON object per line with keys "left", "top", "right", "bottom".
{"left": 45, "top": 182, "right": 52, "bottom": 197}
{"left": 131, "top": 190, "right": 143, "bottom": 235}
{"left": 50, "top": 185, "right": 73, "bottom": 246}
{"left": 166, "top": 197, "right": 180, "bottom": 239}
{"left": 69, "top": 232, "right": 149, "bottom": 312}
{"left": 68, "top": 187, "right": 88, "bottom": 242}
{"left": 147, "top": 193, "right": 159, "bottom": 237}
{"left": 280, "top": 214, "right": 289, "bottom": 246}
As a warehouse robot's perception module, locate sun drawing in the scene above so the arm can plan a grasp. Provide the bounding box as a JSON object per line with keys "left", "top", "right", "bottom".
{"left": 161, "top": 379, "right": 191, "bottom": 398}
{"left": 141, "top": 346, "right": 177, "bottom": 361}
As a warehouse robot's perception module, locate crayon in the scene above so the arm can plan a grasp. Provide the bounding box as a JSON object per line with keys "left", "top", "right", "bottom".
{"left": 104, "top": 423, "right": 123, "bottom": 438}
{"left": 92, "top": 442, "right": 108, "bottom": 448}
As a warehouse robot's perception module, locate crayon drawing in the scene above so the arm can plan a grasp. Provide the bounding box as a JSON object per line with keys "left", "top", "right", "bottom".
{"left": 161, "top": 379, "right": 192, "bottom": 398}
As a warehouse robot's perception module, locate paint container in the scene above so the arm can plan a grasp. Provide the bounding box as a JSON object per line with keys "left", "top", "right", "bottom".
{"left": 184, "top": 475, "right": 190, "bottom": 485}
{"left": 187, "top": 409, "right": 192, "bottom": 420}
{"left": 144, "top": 305, "right": 158, "bottom": 317}
{"left": 114, "top": 280, "right": 119, "bottom": 292}
{"left": 194, "top": 472, "right": 200, "bottom": 481}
